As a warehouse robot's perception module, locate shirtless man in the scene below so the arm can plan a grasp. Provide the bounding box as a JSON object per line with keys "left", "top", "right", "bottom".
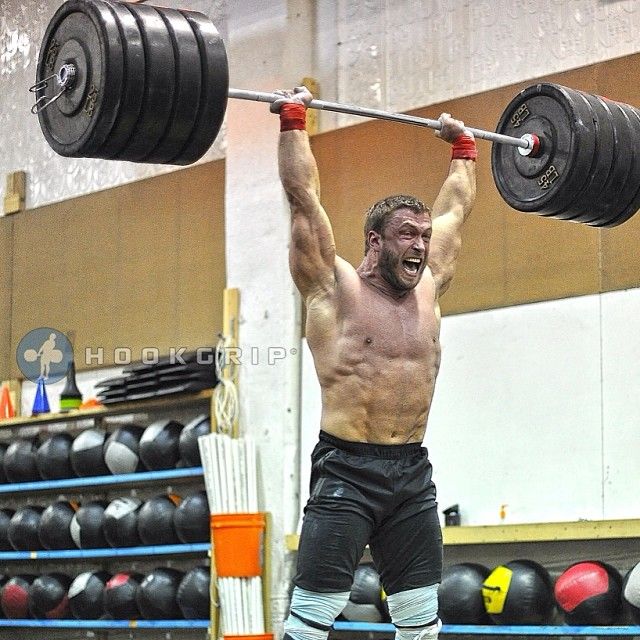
{"left": 271, "top": 87, "right": 476, "bottom": 640}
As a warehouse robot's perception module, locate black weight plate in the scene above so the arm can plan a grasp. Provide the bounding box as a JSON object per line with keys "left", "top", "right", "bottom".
{"left": 170, "top": 10, "right": 228, "bottom": 165}
{"left": 551, "top": 90, "right": 616, "bottom": 223}
{"left": 491, "top": 83, "right": 595, "bottom": 216}
{"left": 597, "top": 103, "right": 640, "bottom": 227}
{"left": 142, "top": 7, "right": 202, "bottom": 164}
{"left": 114, "top": 3, "right": 176, "bottom": 162}
{"left": 584, "top": 100, "right": 635, "bottom": 226}
{"left": 96, "top": 0, "right": 146, "bottom": 159}
{"left": 35, "top": 0, "right": 124, "bottom": 157}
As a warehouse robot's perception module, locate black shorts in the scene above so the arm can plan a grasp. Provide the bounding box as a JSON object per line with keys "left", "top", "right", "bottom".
{"left": 294, "top": 431, "right": 442, "bottom": 596}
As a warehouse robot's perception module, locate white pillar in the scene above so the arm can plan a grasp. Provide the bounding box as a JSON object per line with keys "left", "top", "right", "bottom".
{"left": 224, "top": 0, "right": 314, "bottom": 632}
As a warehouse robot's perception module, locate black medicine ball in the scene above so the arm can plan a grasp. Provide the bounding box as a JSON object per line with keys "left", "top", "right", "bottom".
{"left": 340, "top": 564, "right": 385, "bottom": 622}
{"left": 177, "top": 566, "right": 210, "bottom": 619}
{"left": 70, "top": 429, "right": 109, "bottom": 477}
{"left": 139, "top": 419, "right": 184, "bottom": 470}
{"left": 623, "top": 561, "right": 640, "bottom": 623}
{"left": 36, "top": 433, "right": 74, "bottom": 479}
{"left": 29, "top": 573, "right": 71, "bottom": 619}
{"left": 0, "top": 508, "right": 15, "bottom": 550}
{"left": 68, "top": 570, "right": 111, "bottom": 619}
{"left": 482, "top": 559, "right": 554, "bottom": 625}
{"left": 3, "top": 439, "right": 39, "bottom": 482}
{"left": 104, "top": 425, "right": 145, "bottom": 475}
{"left": 174, "top": 491, "right": 209, "bottom": 543}
{"left": 137, "top": 495, "right": 180, "bottom": 545}
{"left": 439, "top": 563, "right": 491, "bottom": 624}
{"left": 8, "top": 505, "right": 45, "bottom": 551}
{"left": 136, "top": 568, "right": 184, "bottom": 619}
{"left": 1, "top": 574, "right": 36, "bottom": 618}
{"left": 103, "top": 572, "right": 143, "bottom": 619}
{"left": 103, "top": 497, "right": 142, "bottom": 547}
{"left": 0, "top": 442, "right": 8, "bottom": 482}
{"left": 178, "top": 414, "right": 210, "bottom": 466}
{"left": 555, "top": 561, "right": 622, "bottom": 625}
{"left": 70, "top": 500, "right": 108, "bottom": 549}
{"left": 38, "top": 500, "right": 77, "bottom": 550}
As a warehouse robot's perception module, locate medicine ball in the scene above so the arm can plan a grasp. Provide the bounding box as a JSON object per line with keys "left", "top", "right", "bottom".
{"left": 139, "top": 419, "right": 184, "bottom": 470}
{"left": 29, "top": 573, "right": 71, "bottom": 619}
{"left": 340, "top": 564, "right": 385, "bottom": 622}
{"left": 104, "top": 425, "right": 145, "bottom": 475}
{"left": 3, "top": 439, "right": 39, "bottom": 482}
{"left": 36, "top": 433, "right": 74, "bottom": 480}
{"left": 554, "top": 561, "right": 622, "bottom": 625}
{"left": 68, "top": 570, "right": 111, "bottom": 619}
{"left": 70, "top": 500, "right": 108, "bottom": 549}
{"left": 0, "top": 508, "right": 15, "bottom": 550}
{"left": 137, "top": 495, "right": 180, "bottom": 545}
{"left": 177, "top": 566, "right": 210, "bottom": 619}
{"left": 179, "top": 415, "right": 210, "bottom": 467}
{"left": 103, "top": 572, "right": 143, "bottom": 619}
{"left": 70, "top": 429, "right": 109, "bottom": 477}
{"left": 136, "top": 568, "right": 184, "bottom": 619}
{"left": 38, "top": 500, "right": 77, "bottom": 549}
{"left": 1, "top": 575, "right": 36, "bottom": 618}
{"left": 439, "top": 563, "right": 492, "bottom": 624}
{"left": 103, "top": 497, "right": 142, "bottom": 547}
{"left": 8, "top": 505, "right": 45, "bottom": 551}
{"left": 174, "top": 491, "right": 209, "bottom": 543}
{"left": 0, "top": 574, "right": 8, "bottom": 612}
{"left": 482, "top": 559, "right": 554, "bottom": 624}
{"left": 0, "top": 443, "right": 8, "bottom": 482}
{"left": 623, "top": 561, "right": 640, "bottom": 623}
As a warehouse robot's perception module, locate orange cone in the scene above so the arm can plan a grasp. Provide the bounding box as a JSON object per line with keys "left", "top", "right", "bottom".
{"left": 0, "top": 384, "right": 15, "bottom": 419}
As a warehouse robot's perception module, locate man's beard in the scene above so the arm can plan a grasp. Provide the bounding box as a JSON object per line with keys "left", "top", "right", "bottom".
{"left": 379, "top": 246, "right": 415, "bottom": 291}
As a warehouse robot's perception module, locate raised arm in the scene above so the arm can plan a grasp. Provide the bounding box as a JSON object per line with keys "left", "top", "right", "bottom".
{"left": 272, "top": 87, "right": 336, "bottom": 301}
{"left": 427, "top": 114, "right": 477, "bottom": 297}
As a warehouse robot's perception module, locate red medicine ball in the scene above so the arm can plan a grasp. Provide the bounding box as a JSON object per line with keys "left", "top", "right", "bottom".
{"left": 1, "top": 575, "right": 36, "bottom": 618}
{"left": 554, "top": 561, "right": 622, "bottom": 625}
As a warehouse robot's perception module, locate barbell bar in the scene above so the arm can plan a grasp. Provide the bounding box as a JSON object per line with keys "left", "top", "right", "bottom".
{"left": 30, "top": 0, "right": 640, "bottom": 228}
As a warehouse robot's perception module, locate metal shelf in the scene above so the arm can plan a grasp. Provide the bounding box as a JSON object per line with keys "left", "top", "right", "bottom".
{"left": 0, "top": 542, "right": 209, "bottom": 561}
{"left": 0, "top": 389, "right": 213, "bottom": 429}
{"left": 0, "top": 619, "right": 209, "bottom": 629}
{"left": 333, "top": 622, "right": 640, "bottom": 636}
{"left": 0, "top": 466, "right": 203, "bottom": 494}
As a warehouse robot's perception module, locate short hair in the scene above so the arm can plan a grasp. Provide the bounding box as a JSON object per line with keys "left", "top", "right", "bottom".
{"left": 363, "top": 194, "right": 430, "bottom": 254}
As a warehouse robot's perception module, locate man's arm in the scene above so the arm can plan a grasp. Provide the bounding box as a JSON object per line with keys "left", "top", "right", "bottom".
{"left": 273, "top": 87, "right": 336, "bottom": 300}
{"left": 427, "top": 114, "right": 477, "bottom": 298}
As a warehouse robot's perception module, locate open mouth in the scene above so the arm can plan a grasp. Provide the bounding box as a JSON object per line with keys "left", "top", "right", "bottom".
{"left": 402, "top": 258, "right": 421, "bottom": 275}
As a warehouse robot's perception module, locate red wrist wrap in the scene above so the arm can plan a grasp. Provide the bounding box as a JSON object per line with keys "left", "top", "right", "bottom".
{"left": 451, "top": 134, "right": 477, "bottom": 161}
{"left": 280, "top": 103, "right": 306, "bottom": 132}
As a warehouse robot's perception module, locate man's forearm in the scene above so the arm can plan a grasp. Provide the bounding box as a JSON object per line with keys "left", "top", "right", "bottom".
{"left": 278, "top": 129, "right": 321, "bottom": 205}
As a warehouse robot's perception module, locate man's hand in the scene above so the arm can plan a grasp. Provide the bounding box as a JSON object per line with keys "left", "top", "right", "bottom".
{"left": 435, "top": 112, "right": 474, "bottom": 143}
{"left": 270, "top": 86, "right": 313, "bottom": 114}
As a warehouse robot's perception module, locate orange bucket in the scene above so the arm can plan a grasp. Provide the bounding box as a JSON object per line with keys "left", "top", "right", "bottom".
{"left": 211, "top": 512, "right": 266, "bottom": 577}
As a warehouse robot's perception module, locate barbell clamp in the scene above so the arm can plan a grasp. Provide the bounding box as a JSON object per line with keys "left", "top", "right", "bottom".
{"left": 29, "top": 62, "right": 77, "bottom": 115}
{"left": 517, "top": 133, "right": 542, "bottom": 158}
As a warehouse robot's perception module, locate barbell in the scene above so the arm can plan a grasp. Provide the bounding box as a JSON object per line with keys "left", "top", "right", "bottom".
{"left": 30, "top": 0, "right": 640, "bottom": 228}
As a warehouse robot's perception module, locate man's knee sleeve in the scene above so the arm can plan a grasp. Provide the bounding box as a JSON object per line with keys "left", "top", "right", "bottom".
{"left": 386, "top": 584, "right": 440, "bottom": 640}
{"left": 284, "top": 587, "right": 350, "bottom": 640}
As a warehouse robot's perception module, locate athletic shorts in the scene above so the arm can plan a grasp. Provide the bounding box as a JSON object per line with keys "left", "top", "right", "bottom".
{"left": 294, "top": 431, "right": 442, "bottom": 596}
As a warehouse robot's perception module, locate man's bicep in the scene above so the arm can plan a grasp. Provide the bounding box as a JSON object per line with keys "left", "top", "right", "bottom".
{"left": 289, "top": 201, "right": 337, "bottom": 297}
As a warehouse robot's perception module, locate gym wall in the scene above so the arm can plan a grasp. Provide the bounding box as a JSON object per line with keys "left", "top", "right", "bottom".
{"left": 0, "top": 160, "right": 226, "bottom": 380}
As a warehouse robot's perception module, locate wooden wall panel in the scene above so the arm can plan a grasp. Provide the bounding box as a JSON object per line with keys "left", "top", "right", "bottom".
{"left": 0, "top": 218, "right": 13, "bottom": 378}
{"left": 6, "top": 161, "right": 225, "bottom": 378}
{"left": 311, "top": 54, "right": 640, "bottom": 315}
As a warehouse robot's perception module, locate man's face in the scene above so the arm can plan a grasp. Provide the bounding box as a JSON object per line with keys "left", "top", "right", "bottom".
{"left": 375, "top": 208, "right": 432, "bottom": 291}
